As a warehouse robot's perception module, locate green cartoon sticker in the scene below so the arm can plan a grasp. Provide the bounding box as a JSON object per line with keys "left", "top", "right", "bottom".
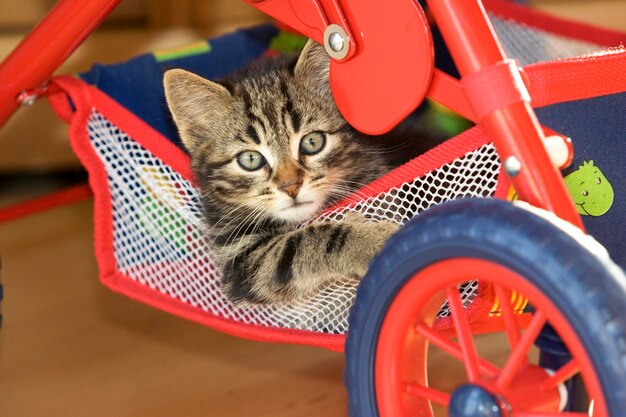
{"left": 564, "top": 160, "right": 614, "bottom": 217}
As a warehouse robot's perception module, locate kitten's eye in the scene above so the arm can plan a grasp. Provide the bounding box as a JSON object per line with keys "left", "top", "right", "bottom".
{"left": 300, "top": 132, "right": 326, "bottom": 156}
{"left": 237, "top": 151, "right": 266, "bottom": 171}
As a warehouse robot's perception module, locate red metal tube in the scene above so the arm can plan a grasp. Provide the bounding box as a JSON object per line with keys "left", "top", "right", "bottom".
{"left": 427, "top": 0, "right": 583, "bottom": 229}
{"left": 0, "top": 0, "right": 121, "bottom": 127}
{"left": 0, "top": 183, "right": 92, "bottom": 224}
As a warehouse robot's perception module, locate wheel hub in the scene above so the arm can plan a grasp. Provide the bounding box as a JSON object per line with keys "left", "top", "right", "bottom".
{"left": 448, "top": 384, "right": 510, "bottom": 417}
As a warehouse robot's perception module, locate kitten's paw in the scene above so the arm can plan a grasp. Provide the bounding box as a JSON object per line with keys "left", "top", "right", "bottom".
{"left": 372, "top": 218, "right": 401, "bottom": 237}
{"left": 349, "top": 220, "right": 400, "bottom": 276}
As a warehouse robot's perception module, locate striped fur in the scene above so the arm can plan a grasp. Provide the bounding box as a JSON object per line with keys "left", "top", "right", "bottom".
{"left": 164, "top": 40, "right": 422, "bottom": 304}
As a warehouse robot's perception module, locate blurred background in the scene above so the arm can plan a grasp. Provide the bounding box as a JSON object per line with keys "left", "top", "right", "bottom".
{"left": 0, "top": 1, "right": 624, "bottom": 416}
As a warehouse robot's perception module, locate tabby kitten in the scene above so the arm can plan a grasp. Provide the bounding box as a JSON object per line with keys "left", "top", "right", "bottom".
{"left": 164, "top": 40, "right": 400, "bottom": 305}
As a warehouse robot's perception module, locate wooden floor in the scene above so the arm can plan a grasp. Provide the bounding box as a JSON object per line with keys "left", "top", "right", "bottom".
{"left": 0, "top": 201, "right": 348, "bottom": 417}
{"left": 0, "top": 197, "right": 517, "bottom": 416}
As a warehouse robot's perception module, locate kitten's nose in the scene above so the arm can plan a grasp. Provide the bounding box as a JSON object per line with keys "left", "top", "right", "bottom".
{"left": 279, "top": 180, "right": 302, "bottom": 199}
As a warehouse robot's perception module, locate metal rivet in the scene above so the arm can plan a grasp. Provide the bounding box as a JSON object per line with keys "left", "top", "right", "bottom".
{"left": 19, "top": 94, "right": 37, "bottom": 106}
{"left": 503, "top": 156, "right": 522, "bottom": 177}
{"left": 328, "top": 32, "right": 344, "bottom": 52}
{"left": 324, "top": 24, "right": 350, "bottom": 60}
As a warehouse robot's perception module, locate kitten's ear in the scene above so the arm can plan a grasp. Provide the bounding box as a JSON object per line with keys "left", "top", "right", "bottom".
{"left": 293, "top": 39, "right": 330, "bottom": 87}
{"left": 163, "top": 68, "right": 232, "bottom": 152}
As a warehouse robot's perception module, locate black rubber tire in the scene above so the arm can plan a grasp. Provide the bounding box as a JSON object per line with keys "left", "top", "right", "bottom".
{"left": 345, "top": 198, "right": 626, "bottom": 417}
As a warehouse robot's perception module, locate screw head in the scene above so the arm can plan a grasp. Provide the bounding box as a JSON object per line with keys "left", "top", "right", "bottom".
{"left": 324, "top": 24, "right": 349, "bottom": 60}
{"left": 503, "top": 156, "right": 522, "bottom": 177}
{"left": 328, "top": 32, "right": 344, "bottom": 53}
{"left": 19, "top": 94, "right": 37, "bottom": 106}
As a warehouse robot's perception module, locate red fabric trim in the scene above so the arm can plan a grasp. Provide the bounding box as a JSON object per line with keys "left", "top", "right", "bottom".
{"left": 326, "top": 126, "right": 493, "bottom": 212}
{"left": 49, "top": 77, "right": 195, "bottom": 184}
{"left": 527, "top": 49, "right": 626, "bottom": 108}
{"left": 0, "top": 183, "right": 92, "bottom": 224}
{"left": 48, "top": 75, "right": 346, "bottom": 352}
{"left": 111, "top": 274, "right": 345, "bottom": 351}
{"left": 483, "top": 0, "right": 626, "bottom": 47}
{"left": 47, "top": 80, "right": 75, "bottom": 123}
{"left": 94, "top": 86, "right": 195, "bottom": 184}
{"left": 51, "top": 77, "right": 119, "bottom": 286}
{"left": 462, "top": 59, "right": 530, "bottom": 120}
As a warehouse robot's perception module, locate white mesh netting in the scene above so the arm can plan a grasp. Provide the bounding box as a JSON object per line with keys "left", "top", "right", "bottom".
{"left": 88, "top": 110, "right": 499, "bottom": 334}
{"left": 489, "top": 13, "right": 606, "bottom": 66}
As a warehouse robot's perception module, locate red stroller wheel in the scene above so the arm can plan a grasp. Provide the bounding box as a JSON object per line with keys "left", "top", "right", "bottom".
{"left": 346, "top": 198, "right": 626, "bottom": 417}
{"left": 376, "top": 258, "right": 604, "bottom": 416}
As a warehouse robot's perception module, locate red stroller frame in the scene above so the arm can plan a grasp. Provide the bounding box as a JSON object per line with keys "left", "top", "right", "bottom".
{"left": 0, "top": 0, "right": 581, "bottom": 226}
{"left": 2, "top": 1, "right": 626, "bottom": 416}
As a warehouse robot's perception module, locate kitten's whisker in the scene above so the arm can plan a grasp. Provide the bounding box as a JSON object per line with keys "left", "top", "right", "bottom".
{"left": 329, "top": 183, "right": 372, "bottom": 201}
{"left": 205, "top": 204, "right": 262, "bottom": 247}
{"left": 224, "top": 206, "right": 269, "bottom": 269}
{"left": 205, "top": 206, "right": 251, "bottom": 241}
{"left": 223, "top": 204, "right": 266, "bottom": 244}
{"left": 219, "top": 206, "right": 264, "bottom": 249}
{"left": 337, "top": 181, "right": 378, "bottom": 197}
{"left": 233, "top": 209, "right": 269, "bottom": 260}
{"left": 338, "top": 179, "right": 376, "bottom": 189}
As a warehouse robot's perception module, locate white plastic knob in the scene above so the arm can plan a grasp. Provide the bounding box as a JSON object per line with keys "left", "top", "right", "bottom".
{"left": 544, "top": 135, "right": 570, "bottom": 169}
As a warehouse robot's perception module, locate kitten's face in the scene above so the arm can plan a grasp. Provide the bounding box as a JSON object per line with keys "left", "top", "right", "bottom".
{"left": 191, "top": 126, "right": 345, "bottom": 224}
{"left": 164, "top": 40, "right": 385, "bottom": 226}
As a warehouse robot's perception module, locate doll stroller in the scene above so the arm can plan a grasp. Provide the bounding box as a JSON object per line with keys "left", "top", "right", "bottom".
{"left": 1, "top": 0, "right": 626, "bottom": 416}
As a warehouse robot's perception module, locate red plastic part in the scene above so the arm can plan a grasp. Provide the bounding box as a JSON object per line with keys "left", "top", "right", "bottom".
{"left": 446, "top": 286, "right": 482, "bottom": 382}
{"left": 0, "top": 0, "right": 121, "bottom": 128}
{"left": 426, "top": 0, "right": 584, "bottom": 230}
{"left": 327, "top": 0, "right": 434, "bottom": 134}
{"left": 375, "top": 258, "right": 607, "bottom": 417}
{"left": 246, "top": 0, "right": 332, "bottom": 46}
{"left": 428, "top": 69, "right": 476, "bottom": 120}
{"left": 247, "top": 0, "right": 435, "bottom": 135}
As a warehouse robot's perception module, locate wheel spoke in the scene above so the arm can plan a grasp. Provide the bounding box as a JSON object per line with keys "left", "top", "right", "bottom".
{"left": 405, "top": 383, "right": 450, "bottom": 406}
{"left": 496, "top": 310, "right": 547, "bottom": 390}
{"left": 540, "top": 360, "right": 581, "bottom": 390}
{"left": 415, "top": 323, "right": 500, "bottom": 377}
{"left": 446, "top": 286, "right": 481, "bottom": 382}
{"left": 494, "top": 284, "right": 522, "bottom": 350}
